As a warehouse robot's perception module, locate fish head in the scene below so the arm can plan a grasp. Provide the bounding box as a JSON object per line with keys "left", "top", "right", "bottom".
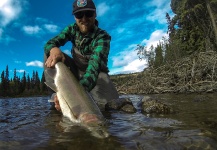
{"left": 79, "top": 113, "right": 109, "bottom": 138}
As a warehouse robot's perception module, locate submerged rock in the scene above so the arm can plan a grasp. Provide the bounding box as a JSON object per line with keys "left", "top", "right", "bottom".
{"left": 105, "top": 98, "right": 136, "bottom": 113}
{"left": 138, "top": 96, "right": 174, "bottom": 114}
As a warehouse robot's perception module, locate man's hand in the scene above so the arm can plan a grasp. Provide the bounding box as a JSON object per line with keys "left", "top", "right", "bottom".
{"left": 54, "top": 95, "right": 61, "bottom": 112}
{"left": 45, "top": 47, "right": 65, "bottom": 68}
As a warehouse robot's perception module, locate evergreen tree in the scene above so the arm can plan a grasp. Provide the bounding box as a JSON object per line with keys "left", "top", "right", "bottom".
{"left": 41, "top": 71, "right": 47, "bottom": 93}
{"left": 35, "top": 71, "right": 41, "bottom": 92}
{"left": 170, "top": 0, "right": 217, "bottom": 55}
{"left": 154, "top": 43, "right": 164, "bottom": 68}
{"left": 26, "top": 74, "right": 31, "bottom": 91}
{"left": 5, "top": 66, "right": 10, "bottom": 95}
{"left": 0, "top": 71, "right": 5, "bottom": 96}
{"left": 21, "top": 71, "right": 26, "bottom": 93}
{"left": 148, "top": 45, "right": 155, "bottom": 68}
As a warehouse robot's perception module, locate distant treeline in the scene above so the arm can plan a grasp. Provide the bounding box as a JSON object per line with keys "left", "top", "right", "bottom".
{"left": 0, "top": 65, "right": 48, "bottom": 97}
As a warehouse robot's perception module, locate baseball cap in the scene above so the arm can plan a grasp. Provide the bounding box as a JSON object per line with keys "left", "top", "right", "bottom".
{"left": 73, "top": 0, "right": 96, "bottom": 14}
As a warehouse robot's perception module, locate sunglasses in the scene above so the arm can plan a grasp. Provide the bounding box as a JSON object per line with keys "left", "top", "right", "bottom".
{"left": 74, "top": 11, "right": 95, "bottom": 19}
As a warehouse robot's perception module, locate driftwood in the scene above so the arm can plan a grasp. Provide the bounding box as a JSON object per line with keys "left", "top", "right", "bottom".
{"left": 111, "top": 51, "right": 217, "bottom": 94}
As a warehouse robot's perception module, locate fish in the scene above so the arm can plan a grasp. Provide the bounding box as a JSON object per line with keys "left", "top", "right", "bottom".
{"left": 44, "top": 62, "right": 109, "bottom": 138}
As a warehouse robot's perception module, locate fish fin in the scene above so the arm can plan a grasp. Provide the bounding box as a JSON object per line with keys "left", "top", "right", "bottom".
{"left": 44, "top": 68, "right": 57, "bottom": 80}
{"left": 44, "top": 81, "right": 57, "bottom": 92}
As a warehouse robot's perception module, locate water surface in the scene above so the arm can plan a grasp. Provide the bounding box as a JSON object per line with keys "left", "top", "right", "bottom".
{"left": 0, "top": 94, "right": 217, "bottom": 150}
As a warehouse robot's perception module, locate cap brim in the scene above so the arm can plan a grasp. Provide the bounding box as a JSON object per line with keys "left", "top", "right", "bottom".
{"left": 73, "top": 8, "right": 95, "bottom": 14}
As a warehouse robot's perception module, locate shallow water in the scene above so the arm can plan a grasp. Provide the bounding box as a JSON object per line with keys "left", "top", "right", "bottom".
{"left": 0, "top": 94, "right": 217, "bottom": 150}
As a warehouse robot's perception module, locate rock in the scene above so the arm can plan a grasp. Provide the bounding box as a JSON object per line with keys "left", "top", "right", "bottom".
{"left": 105, "top": 98, "right": 136, "bottom": 113}
{"left": 138, "top": 96, "right": 174, "bottom": 114}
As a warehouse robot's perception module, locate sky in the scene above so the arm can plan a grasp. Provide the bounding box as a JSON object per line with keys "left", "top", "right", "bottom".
{"left": 0, "top": 0, "right": 173, "bottom": 79}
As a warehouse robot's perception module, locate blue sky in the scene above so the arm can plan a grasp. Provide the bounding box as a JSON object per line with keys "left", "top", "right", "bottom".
{"left": 0, "top": 0, "right": 173, "bottom": 79}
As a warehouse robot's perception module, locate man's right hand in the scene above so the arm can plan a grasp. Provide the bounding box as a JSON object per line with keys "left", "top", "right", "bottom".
{"left": 45, "top": 47, "right": 65, "bottom": 68}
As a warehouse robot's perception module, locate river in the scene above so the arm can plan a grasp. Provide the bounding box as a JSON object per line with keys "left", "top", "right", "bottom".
{"left": 0, "top": 93, "right": 217, "bottom": 150}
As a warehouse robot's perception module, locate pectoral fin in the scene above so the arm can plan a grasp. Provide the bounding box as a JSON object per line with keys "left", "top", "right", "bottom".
{"left": 44, "top": 81, "right": 57, "bottom": 92}
{"left": 45, "top": 68, "right": 57, "bottom": 80}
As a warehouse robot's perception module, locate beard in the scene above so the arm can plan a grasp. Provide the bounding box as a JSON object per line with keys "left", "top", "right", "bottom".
{"left": 76, "top": 19, "right": 95, "bottom": 34}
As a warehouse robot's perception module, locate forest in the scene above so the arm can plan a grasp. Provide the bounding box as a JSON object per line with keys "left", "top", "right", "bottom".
{"left": 0, "top": 65, "right": 47, "bottom": 97}
{"left": 1, "top": 0, "right": 217, "bottom": 97}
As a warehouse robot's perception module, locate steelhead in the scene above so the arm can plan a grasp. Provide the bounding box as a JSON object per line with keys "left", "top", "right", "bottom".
{"left": 44, "top": 62, "right": 108, "bottom": 138}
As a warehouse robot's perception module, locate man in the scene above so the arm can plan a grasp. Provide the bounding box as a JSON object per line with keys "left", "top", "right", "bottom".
{"left": 44, "top": 0, "right": 119, "bottom": 111}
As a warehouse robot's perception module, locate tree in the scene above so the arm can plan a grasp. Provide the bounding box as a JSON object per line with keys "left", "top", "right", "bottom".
{"left": 20, "top": 71, "right": 26, "bottom": 93}
{"left": 154, "top": 42, "right": 164, "bottom": 68}
{"left": 170, "top": 0, "right": 217, "bottom": 54}
{"left": 40, "top": 71, "right": 48, "bottom": 93}
{"left": 0, "top": 71, "right": 5, "bottom": 96}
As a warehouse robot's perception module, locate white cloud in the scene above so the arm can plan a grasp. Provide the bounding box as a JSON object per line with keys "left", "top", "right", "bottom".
{"left": 122, "top": 59, "right": 147, "bottom": 73}
{"left": 146, "top": 0, "right": 172, "bottom": 24}
{"left": 26, "top": 60, "right": 43, "bottom": 68}
{"left": 0, "top": 0, "right": 27, "bottom": 42}
{"left": 17, "top": 69, "right": 25, "bottom": 73}
{"left": 112, "top": 44, "right": 137, "bottom": 67}
{"left": 0, "top": 0, "right": 22, "bottom": 26}
{"left": 97, "top": 2, "right": 110, "bottom": 17}
{"left": 110, "top": 29, "right": 168, "bottom": 74}
{"left": 22, "top": 25, "right": 42, "bottom": 35}
{"left": 43, "top": 24, "right": 59, "bottom": 33}
{"left": 141, "top": 30, "right": 168, "bottom": 49}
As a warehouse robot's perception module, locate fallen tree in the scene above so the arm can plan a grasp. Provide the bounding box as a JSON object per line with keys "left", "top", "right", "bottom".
{"left": 111, "top": 51, "right": 217, "bottom": 94}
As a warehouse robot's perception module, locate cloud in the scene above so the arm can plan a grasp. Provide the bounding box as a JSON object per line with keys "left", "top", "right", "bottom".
{"left": 97, "top": 2, "right": 110, "bottom": 17}
{"left": 110, "top": 29, "right": 168, "bottom": 74}
{"left": 146, "top": 0, "right": 173, "bottom": 24}
{"left": 0, "top": 0, "right": 22, "bottom": 26}
{"left": 0, "top": 0, "right": 28, "bottom": 42}
{"left": 22, "top": 25, "right": 42, "bottom": 35}
{"left": 21, "top": 22, "right": 60, "bottom": 36}
{"left": 26, "top": 60, "right": 43, "bottom": 68}
{"left": 122, "top": 59, "right": 147, "bottom": 73}
{"left": 17, "top": 69, "right": 25, "bottom": 73}
{"left": 0, "top": 32, "right": 15, "bottom": 44}
{"left": 43, "top": 24, "right": 59, "bottom": 33}
{"left": 141, "top": 30, "right": 168, "bottom": 49}
{"left": 112, "top": 44, "right": 138, "bottom": 67}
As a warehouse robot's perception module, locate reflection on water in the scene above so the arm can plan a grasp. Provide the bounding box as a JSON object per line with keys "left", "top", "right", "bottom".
{"left": 0, "top": 94, "right": 217, "bottom": 150}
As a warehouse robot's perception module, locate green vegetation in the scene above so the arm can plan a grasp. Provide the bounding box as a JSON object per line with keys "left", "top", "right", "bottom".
{"left": 136, "top": 0, "right": 217, "bottom": 68}
{"left": 113, "top": 0, "right": 217, "bottom": 94}
{"left": 0, "top": 65, "right": 48, "bottom": 97}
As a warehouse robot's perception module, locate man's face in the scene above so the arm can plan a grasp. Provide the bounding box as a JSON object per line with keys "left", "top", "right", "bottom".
{"left": 74, "top": 10, "right": 96, "bottom": 34}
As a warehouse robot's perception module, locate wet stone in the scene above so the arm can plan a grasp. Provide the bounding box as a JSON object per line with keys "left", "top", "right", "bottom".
{"left": 138, "top": 96, "right": 174, "bottom": 114}
{"left": 105, "top": 98, "right": 136, "bottom": 113}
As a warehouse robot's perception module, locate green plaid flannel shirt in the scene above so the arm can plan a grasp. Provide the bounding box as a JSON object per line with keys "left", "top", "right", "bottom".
{"left": 44, "top": 23, "right": 111, "bottom": 91}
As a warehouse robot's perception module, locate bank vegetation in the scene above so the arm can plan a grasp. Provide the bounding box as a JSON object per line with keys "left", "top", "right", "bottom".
{"left": 112, "top": 0, "right": 217, "bottom": 94}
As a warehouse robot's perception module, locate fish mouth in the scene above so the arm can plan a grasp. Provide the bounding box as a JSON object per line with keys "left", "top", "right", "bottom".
{"left": 79, "top": 113, "right": 109, "bottom": 138}
{"left": 79, "top": 113, "right": 104, "bottom": 125}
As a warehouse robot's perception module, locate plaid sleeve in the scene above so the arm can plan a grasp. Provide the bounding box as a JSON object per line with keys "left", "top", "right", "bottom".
{"left": 80, "top": 31, "right": 111, "bottom": 91}
{"left": 44, "top": 24, "right": 74, "bottom": 56}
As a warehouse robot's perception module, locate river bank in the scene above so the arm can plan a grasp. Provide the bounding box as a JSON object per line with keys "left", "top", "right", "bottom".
{"left": 111, "top": 51, "right": 217, "bottom": 94}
